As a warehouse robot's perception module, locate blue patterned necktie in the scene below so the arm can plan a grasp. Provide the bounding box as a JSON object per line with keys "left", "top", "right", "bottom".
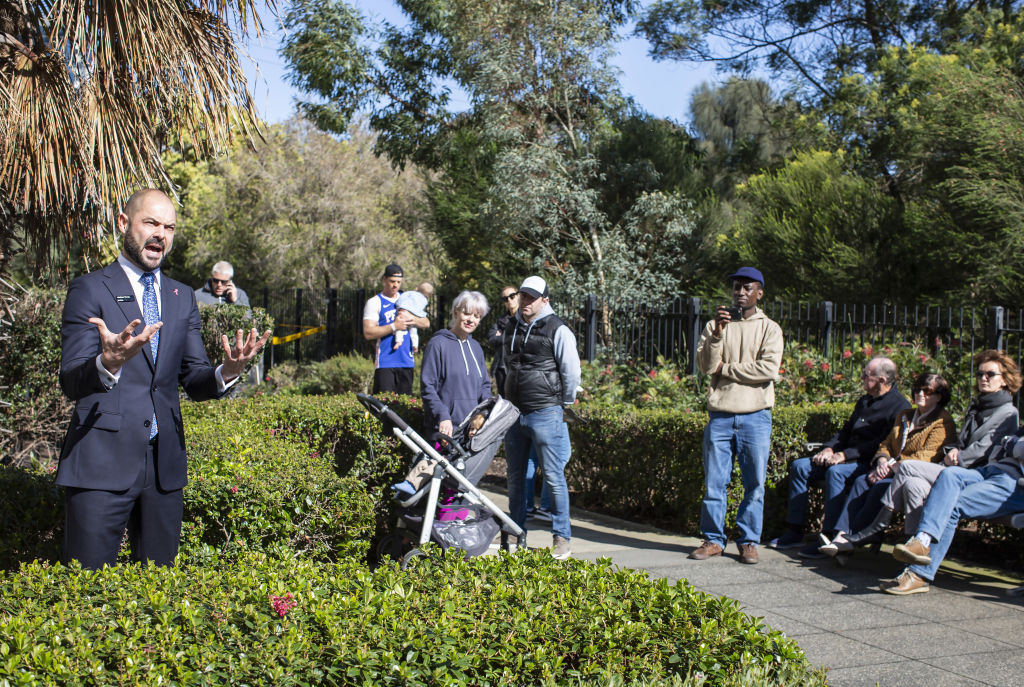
{"left": 141, "top": 272, "right": 160, "bottom": 439}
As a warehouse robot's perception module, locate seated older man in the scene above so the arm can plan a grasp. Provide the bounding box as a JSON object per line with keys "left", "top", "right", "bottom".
{"left": 767, "top": 356, "right": 909, "bottom": 557}
{"left": 882, "top": 428, "right": 1024, "bottom": 595}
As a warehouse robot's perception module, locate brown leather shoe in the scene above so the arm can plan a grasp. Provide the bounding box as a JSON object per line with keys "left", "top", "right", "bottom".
{"left": 883, "top": 569, "right": 929, "bottom": 595}
{"left": 688, "top": 540, "right": 723, "bottom": 560}
{"left": 893, "top": 537, "right": 932, "bottom": 566}
{"left": 738, "top": 543, "right": 759, "bottom": 564}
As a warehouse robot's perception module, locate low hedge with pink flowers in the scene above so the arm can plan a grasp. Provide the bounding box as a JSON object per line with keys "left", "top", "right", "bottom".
{"left": 0, "top": 550, "right": 827, "bottom": 686}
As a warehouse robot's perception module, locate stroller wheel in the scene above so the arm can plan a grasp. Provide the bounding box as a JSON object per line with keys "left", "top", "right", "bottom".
{"left": 400, "top": 548, "right": 428, "bottom": 570}
{"left": 376, "top": 534, "right": 406, "bottom": 562}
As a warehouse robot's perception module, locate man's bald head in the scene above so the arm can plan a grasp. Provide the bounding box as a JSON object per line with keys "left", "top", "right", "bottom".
{"left": 122, "top": 189, "right": 173, "bottom": 221}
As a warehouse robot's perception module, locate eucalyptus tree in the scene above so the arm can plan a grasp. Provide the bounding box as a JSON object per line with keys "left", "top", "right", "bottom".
{"left": 283, "top": 0, "right": 703, "bottom": 301}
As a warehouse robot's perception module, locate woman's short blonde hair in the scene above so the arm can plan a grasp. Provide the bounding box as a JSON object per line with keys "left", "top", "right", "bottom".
{"left": 449, "top": 290, "right": 489, "bottom": 328}
{"left": 974, "top": 349, "right": 1022, "bottom": 393}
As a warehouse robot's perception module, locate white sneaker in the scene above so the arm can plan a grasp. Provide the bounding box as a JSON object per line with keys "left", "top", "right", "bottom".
{"left": 552, "top": 535, "right": 571, "bottom": 560}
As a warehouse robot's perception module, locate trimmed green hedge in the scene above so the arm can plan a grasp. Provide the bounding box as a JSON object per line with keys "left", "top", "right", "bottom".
{"left": 566, "top": 404, "right": 851, "bottom": 535}
{"left": 0, "top": 551, "right": 826, "bottom": 686}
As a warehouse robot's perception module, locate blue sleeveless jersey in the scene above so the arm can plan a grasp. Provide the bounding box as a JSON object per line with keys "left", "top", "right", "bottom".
{"left": 376, "top": 293, "right": 413, "bottom": 368}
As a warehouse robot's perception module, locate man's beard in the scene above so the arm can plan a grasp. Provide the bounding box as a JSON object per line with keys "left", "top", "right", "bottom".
{"left": 123, "top": 230, "right": 168, "bottom": 270}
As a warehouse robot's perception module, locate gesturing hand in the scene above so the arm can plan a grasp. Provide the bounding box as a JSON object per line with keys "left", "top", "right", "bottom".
{"left": 89, "top": 317, "right": 162, "bottom": 375}
{"left": 221, "top": 328, "right": 272, "bottom": 381}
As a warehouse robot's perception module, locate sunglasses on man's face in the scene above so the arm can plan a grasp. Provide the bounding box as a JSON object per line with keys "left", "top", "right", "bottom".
{"left": 211, "top": 278, "right": 231, "bottom": 285}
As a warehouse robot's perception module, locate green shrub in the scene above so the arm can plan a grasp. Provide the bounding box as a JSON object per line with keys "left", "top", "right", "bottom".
{"left": 197, "top": 303, "right": 274, "bottom": 375}
{"left": 0, "top": 289, "right": 71, "bottom": 466}
{"left": 0, "top": 551, "right": 826, "bottom": 686}
{"left": 180, "top": 410, "right": 375, "bottom": 563}
{"left": 567, "top": 403, "right": 851, "bottom": 535}
{"left": 0, "top": 464, "right": 63, "bottom": 569}
{"left": 261, "top": 352, "right": 375, "bottom": 396}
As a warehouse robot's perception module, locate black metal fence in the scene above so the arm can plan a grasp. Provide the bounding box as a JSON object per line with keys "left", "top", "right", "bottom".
{"left": 258, "top": 286, "right": 1019, "bottom": 396}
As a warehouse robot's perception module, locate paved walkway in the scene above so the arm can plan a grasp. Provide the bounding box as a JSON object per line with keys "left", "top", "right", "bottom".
{"left": 482, "top": 488, "right": 1024, "bottom": 686}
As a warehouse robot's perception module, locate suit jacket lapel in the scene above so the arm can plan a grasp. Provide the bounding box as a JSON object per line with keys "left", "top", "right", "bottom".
{"left": 102, "top": 261, "right": 155, "bottom": 371}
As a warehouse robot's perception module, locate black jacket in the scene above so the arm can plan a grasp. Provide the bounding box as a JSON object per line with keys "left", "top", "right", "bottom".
{"left": 823, "top": 385, "right": 911, "bottom": 465}
{"left": 503, "top": 313, "right": 566, "bottom": 413}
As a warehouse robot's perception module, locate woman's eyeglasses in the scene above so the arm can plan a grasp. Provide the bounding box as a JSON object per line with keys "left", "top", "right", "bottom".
{"left": 977, "top": 370, "right": 1003, "bottom": 380}
{"left": 912, "top": 386, "right": 937, "bottom": 396}
{"left": 502, "top": 293, "right": 518, "bottom": 302}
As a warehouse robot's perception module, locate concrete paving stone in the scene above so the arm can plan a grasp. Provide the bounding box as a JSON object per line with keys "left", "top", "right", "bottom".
{"left": 949, "top": 615, "right": 1024, "bottom": 648}
{"left": 843, "top": 622, "right": 1015, "bottom": 660}
{"left": 769, "top": 598, "right": 925, "bottom": 633}
{"left": 737, "top": 606, "right": 823, "bottom": 638}
{"left": 702, "top": 579, "right": 840, "bottom": 609}
{"left": 788, "top": 631, "right": 901, "bottom": 669}
{"left": 879, "top": 588, "right": 1021, "bottom": 623}
{"left": 924, "top": 648, "right": 1024, "bottom": 685}
{"left": 826, "top": 660, "right": 988, "bottom": 687}
{"left": 646, "top": 562, "right": 780, "bottom": 587}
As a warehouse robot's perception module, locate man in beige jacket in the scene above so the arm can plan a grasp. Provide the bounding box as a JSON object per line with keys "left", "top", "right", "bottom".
{"left": 689, "top": 267, "right": 784, "bottom": 565}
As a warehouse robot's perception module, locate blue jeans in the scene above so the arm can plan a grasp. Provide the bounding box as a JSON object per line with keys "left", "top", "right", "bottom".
{"left": 786, "top": 457, "right": 866, "bottom": 532}
{"left": 505, "top": 406, "right": 572, "bottom": 540}
{"left": 524, "top": 446, "right": 552, "bottom": 512}
{"left": 909, "top": 464, "right": 1024, "bottom": 581}
{"left": 833, "top": 473, "right": 891, "bottom": 534}
{"left": 701, "top": 409, "right": 772, "bottom": 547}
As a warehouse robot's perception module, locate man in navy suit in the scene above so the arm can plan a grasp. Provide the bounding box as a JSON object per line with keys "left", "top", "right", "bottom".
{"left": 58, "top": 189, "right": 270, "bottom": 569}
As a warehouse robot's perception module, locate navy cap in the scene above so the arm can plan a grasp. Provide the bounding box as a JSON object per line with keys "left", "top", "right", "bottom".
{"left": 728, "top": 267, "right": 764, "bottom": 286}
{"left": 383, "top": 264, "right": 403, "bottom": 278}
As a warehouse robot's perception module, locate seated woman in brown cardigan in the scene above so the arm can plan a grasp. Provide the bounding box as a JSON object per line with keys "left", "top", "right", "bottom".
{"left": 817, "top": 372, "right": 957, "bottom": 554}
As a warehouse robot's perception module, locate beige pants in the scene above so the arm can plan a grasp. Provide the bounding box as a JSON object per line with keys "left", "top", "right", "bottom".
{"left": 881, "top": 460, "right": 946, "bottom": 533}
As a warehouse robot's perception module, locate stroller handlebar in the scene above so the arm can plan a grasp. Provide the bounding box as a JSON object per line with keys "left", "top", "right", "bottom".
{"left": 355, "top": 393, "right": 411, "bottom": 433}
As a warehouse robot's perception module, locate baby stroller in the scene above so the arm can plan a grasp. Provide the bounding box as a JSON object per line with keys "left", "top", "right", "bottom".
{"left": 357, "top": 393, "right": 525, "bottom": 567}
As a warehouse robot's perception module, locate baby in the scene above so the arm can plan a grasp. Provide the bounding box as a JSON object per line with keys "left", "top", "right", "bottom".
{"left": 391, "top": 410, "right": 489, "bottom": 496}
{"left": 392, "top": 283, "right": 433, "bottom": 353}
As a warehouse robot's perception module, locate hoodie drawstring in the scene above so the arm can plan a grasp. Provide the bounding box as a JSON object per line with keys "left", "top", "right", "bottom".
{"left": 458, "top": 338, "right": 483, "bottom": 377}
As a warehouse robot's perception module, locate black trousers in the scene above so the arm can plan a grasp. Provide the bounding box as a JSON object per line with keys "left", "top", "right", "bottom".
{"left": 64, "top": 441, "right": 184, "bottom": 569}
{"left": 373, "top": 367, "right": 414, "bottom": 395}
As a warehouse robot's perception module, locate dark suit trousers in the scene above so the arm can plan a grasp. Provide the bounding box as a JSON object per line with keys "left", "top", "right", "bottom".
{"left": 64, "top": 441, "right": 184, "bottom": 569}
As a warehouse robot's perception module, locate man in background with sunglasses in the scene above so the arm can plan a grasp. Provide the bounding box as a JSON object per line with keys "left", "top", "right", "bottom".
{"left": 195, "top": 261, "right": 249, "bottom": 307}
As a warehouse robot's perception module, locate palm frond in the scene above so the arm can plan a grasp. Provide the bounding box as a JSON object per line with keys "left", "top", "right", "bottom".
{"left": 0, "top": 0, "right": 271, "bottom": 276}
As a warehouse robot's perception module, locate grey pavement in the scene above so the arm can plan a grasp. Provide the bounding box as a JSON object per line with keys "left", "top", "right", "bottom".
{"left": 481, "top": 487, "right": 1024, "bottom": 686}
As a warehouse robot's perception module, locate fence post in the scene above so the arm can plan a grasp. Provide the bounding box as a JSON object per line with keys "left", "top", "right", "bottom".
{"left": 584, "top": 294, "right": 597, "bottom": 362}
{"left": 988, "top": 306, "right": 1005, "bottom": 351}
{"left": 326, "top": 288, "right": 338, "bottom": 359}
{"left": 685, "top": 297, "right": 701, "bottom": 376}
{"left": 294, "top": 288, "right": 303, "bottom": 363}
{"left": 262, "top": 286, "right": 273, "bottom": 372}
{"left": 354, "top": 288, "right": 367, "bottom": 355}
{"left": 818, "top": 301, "right": 835, "bottom": 358}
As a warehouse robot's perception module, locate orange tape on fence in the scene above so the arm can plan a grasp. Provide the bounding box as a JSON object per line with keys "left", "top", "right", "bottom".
{"left": 271, "top": 325, "right": 325, "bottom": 345}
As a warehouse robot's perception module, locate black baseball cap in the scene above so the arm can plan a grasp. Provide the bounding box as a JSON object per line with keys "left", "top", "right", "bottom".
{"left": 383, "top": 264, "right": 404, "bottom": 278}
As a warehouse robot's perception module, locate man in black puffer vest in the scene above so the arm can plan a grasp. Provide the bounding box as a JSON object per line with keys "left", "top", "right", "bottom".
{"left": 503, "top": 276, "right": 581, "bottom": 560}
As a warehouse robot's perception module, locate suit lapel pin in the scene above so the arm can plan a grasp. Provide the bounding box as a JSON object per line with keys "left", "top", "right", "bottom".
{"left": 173, "top": 288, "right": 179, "bottom": 295}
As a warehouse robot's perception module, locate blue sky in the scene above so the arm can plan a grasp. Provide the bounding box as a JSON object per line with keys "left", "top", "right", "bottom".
{"left": 241, "top": 1, "right": 720, "bottom": 128}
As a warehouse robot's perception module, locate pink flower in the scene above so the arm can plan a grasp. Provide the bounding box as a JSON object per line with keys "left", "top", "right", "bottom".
{"left": 230, "top": 486, "right": 238, "bottom": 494}
{"left": 269, "top": 428, "right": 277, "bottom": 436}
{"left": 864, "top": 345, "right": 874, "bottom": 357}
{"left": 803, "top": 359, "right": 815, "bottom": 369}
{"left": 842, "top": 350, "right": 852, "bottom": 359}
{"left": 270, "top": 593, "right": 296, "bottom": 618}
{"left": 311, "top": 451, "right": 320, "bottom": 458}
{"left": 633, "top": 376, "right": 639, "bottom": 382}
{"left": 820, "top": 363, "right": 830, "bottom": 372}
{"left": 778, "top": 368, "right": 786, "bottom": 375}
{"left": 648, "top": 369, "right": 657, "bottom": 379}
{"left": 918, "top": 354, "right": 928, "bottom": 363}
{"left": 884, "top": 346, "right": 892, "bottom": 353}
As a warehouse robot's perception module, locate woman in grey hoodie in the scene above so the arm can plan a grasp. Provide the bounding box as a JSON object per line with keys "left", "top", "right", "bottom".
{"left": 420, "top": 291, "right": 493, "bottom": 437}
